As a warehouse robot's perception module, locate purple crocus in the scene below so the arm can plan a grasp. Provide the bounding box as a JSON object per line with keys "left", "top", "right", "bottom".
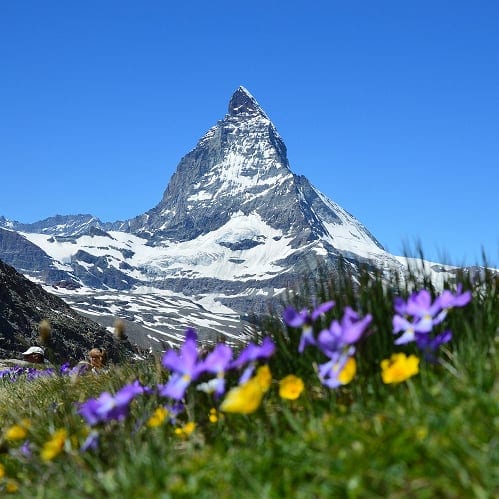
{"left": 196, "top": 343, "right": 233, "bottom": 397}
{"left": 160, "top": 329, "right": 205, "bottom": 400}
{"left": 231, "top": 336, "right": 276, "bottom": 384}
{"left": 283, "top": 301, "right": 335, "bottom": 352}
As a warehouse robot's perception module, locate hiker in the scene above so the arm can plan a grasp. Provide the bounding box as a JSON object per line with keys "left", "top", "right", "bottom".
{"left": 88, "top": 348, "right": 107, "bottom": 370}
{"left": 22, "top": 346, "right": 46, "bottom": 364}
{"left": 0, "top": 346, "right": 50, "bottom": 370}
{"left": 74, "top": 347, "right": 108, "bottom": 374}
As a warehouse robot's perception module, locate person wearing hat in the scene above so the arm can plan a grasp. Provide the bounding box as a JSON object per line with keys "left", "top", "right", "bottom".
{"left": 0, "top": 346, "right": 51, "bottom": 370}
{"left": 22, "top": 346, "right": 46, "bottom": 364}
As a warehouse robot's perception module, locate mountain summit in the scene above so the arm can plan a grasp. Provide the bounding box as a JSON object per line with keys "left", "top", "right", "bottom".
{"left": 0, "top": 87, "right": 405, "bottom": 345}
{"left": 120, "top": 87, "right": 383, "bottom": 261}
{"left": 228, "top": 86, "right": 267, "bottom": 117}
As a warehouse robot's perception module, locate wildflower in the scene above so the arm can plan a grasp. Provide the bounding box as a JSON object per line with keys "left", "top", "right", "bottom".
{"left": 339, "top": 356, "right": 357, "bottom": 384}
{"left": 437, "top": 284, "right": 472, "bottom": 309}
{"left": 174, "top": 422, "right": 196, "bottom": 438}
{"left": 279, "top": 375, "right": 304, "bottom": 400}
{"left": 0, "top": 463, "right": 4, "bottom": 478}
{"left": 220, "top": 365, "right": 272, "bottom": 414}
{"left": 415, "top": 330, "right": 453, "bottom": 361}
{"left": 255, "top": 364, "right": 272, "bottom": 391}
{"left": 147, "top": 406, "right": 169, "bottom": 428}
{"left": 231, "top": 336, "right": 275, "bottom": 383}
{"left": 5, "top": 419, "right": 30, "bottom": 441}
{"left": 318, "top": 354, "right": 357, "bottom": 389}
{"left": 160, "top": 329, "right": 204, "bottom": 400}
{"left": 208, "top": 408, "right": 218, "bottom": 423}
{"left": 80, "top": 430, "right": 99, "bottom": 452}
{"left": 196, "top": 378, "right": 221, "bottom": 394}
{"left": 283, "top": 301, "right": 335, "bottom": 352}
{"left": 393, "top": 286, "right": 471, "bottom": 348}
{"left": 197, "top": 343, "right": 233, "bottom": 397}
{"left": 78, "top": 381, "right": 145, "bottom": 426}
{"left": 41, "top": 429, "right": 67, "bottom": 461}
{"left": 6, "top": 480, "right": 19, "bottom": 493}
{"left": 20, "top": 440, "right": 32, "bottom": 458}
{"left": 59, "top": 362, "right": 71, "bottom": 375}
{"left": 317, "top": 307, "right": 372, "bottom": 357}
{"left": 381, "top": 353, "right": 420, "bottom": 384}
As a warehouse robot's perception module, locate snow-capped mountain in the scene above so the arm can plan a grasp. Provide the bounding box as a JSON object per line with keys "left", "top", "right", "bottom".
{"left": 0, "top": 87, "right": 446, "bottom": 348}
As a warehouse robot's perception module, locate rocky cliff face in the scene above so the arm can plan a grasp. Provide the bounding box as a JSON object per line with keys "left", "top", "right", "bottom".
{"left": 0, "top": 259, "right": 133, "bottom": 363}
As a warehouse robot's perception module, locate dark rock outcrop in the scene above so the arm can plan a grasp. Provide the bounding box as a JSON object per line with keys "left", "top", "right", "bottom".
{"left": 0, "top": 258, "right": 133, "bottom": 364}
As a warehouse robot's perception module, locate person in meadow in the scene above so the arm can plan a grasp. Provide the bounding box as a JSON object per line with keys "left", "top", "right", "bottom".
{"left": 22, "top": 346, "right": 46, "bottom": 364}
{"left": 75, "top": 347, "right": 108, "bottom": 374}
{"left": 0, "top": 346, "right": 51, "bottom": 369}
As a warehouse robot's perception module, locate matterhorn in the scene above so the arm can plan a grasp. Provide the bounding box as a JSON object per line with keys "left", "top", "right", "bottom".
{"left": 0, "top": 87, "right": 408, "bottom": 347}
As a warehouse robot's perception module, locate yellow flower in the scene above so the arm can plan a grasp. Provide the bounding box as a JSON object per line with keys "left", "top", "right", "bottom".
{"left": 381, "top": 353, "right": 420, "bottom": 384}
{"left": 41, "top": 429, "right": 67, "bottom": 461}
{"left": 5, "top": 425, "right": 27, "bottom": 441}
{"left": 174, "top": 422, "right": 196, "bottom": 438}
{"left": 220, "top": 379, "right": 264, "bottom": 414}
{"left": 208, "top": 408, "right": 218, "bottom": 423}
{"left": 338, "top": 357, "right": 357, "bottom": 385}
{"left": 279, "top": 375, "right": 305, "bottom": 400}
{"left": 255, "top": 364, "right": 272, "bottom": 392}
{"left": 147, "top": 406, "right": 169, "bottom": 428}
{"left": 220, "top": 365, "right": 273, "bottom": 414}
{"left": 0, "top": 463, "right": 5, "bottom": 479}
{"left": 6, "top": 480, "right": 19, "bottom": 493}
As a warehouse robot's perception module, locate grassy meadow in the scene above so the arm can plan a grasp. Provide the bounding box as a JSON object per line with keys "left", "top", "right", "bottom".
{"left": 0, "top": 261, "right": 497, "bottom": 498}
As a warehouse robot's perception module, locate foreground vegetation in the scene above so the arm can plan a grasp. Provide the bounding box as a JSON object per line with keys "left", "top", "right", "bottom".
{"left": 0, "top": 262, "right": 497, "bottom": 498}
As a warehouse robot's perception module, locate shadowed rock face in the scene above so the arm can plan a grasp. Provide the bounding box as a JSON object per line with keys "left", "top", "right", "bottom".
{"left": 0, "top": 259, "right": 134, "bottom": 364}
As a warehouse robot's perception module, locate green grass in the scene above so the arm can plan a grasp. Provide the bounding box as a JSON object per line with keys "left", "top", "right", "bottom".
{"left": 0, "top": 263, "right": 497, "bottom": 498}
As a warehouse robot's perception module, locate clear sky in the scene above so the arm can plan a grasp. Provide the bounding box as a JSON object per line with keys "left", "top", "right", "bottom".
{"left": 1, "top": 1, "right": 497, "bottom": 266}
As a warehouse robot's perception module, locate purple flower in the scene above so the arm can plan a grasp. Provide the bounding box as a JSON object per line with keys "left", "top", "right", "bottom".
{"left": 60, "top": 362, "right": 71, "bottom": 375}
{"left": 283, "top": 301, "right": 335, "bottom": 352}
{"left": 160, "top": 329, "right": 205, "bottom": 400}
{"left": 20, "top": 440, "right": 32, "bottom": 458}
{"left": 197, "top": 343, "right": 233, "bottom": 397}
{"left": 317, "top": 350, "right": 354, "bottom": 389}
{"left": 231, "top": 337, "right": 275, "bottom": 369}
{"left": 393, "top": 286, "right": 471, "bottom": 355}
{"left": 80, "top": 430, "right": 99, "bottom": 452}
{"left": 407, "top": 290, "right": 447, "bottom": 330}
{"left": 416, "top": 330, "right": 453, "bottom": 361}
{"left": 78, "top": 381, "right": 145, "bottom": 426}
{"left": 393, "top": 290, "right": 446, "bottom": 343}
{"left": 317, "top": 307, "right": 372, "bottom": 357}
{"left": 231, "top": 337, "right": 275, "bottom": 384}
{"left": 26, "top": 367, "right": 55, "bottom": 381}
{"left": 437, "top": 284, "right": 472, "bottom": 309}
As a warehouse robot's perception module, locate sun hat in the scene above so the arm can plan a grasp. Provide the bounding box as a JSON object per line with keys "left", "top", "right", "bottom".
{"left": 22, "top": 346, "right": 45, "bottom": 356}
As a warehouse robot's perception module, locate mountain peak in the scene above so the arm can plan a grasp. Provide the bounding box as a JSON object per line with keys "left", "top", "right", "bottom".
{"left": 228, "top": 86, "right": 266, "bottom": 117}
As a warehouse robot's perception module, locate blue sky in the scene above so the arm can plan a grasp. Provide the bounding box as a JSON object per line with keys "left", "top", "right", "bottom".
{"left": 1, "top": 1, "right": 497, "bottom": 266}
